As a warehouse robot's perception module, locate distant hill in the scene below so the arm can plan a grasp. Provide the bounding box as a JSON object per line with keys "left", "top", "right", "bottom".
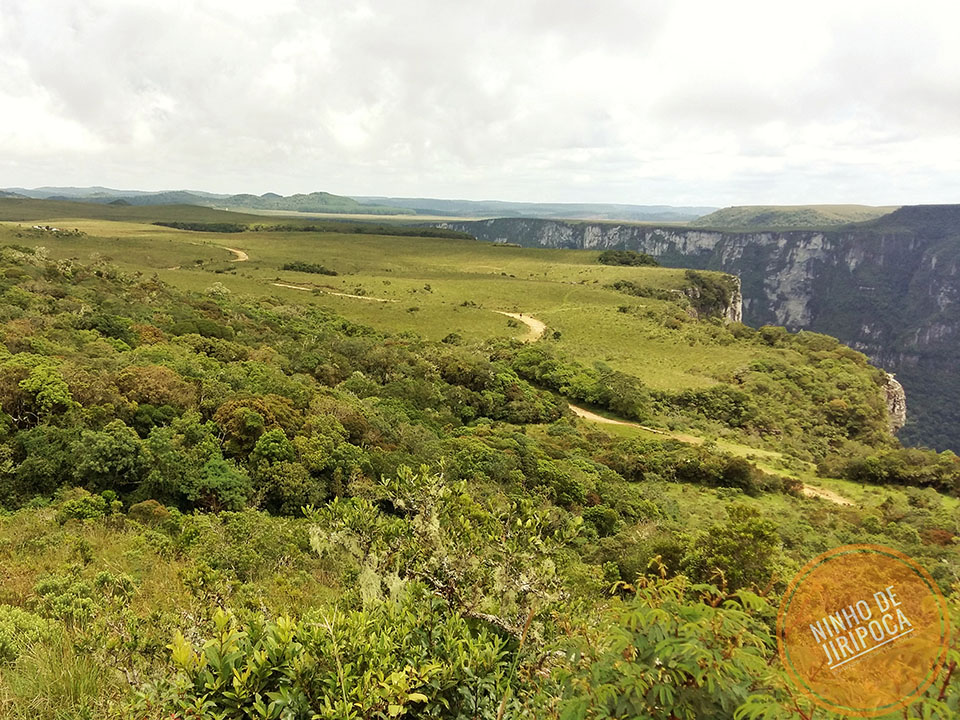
{"left": 352, "top": 196, "right": 716, "bottom": 221}
{"left": 213, "top": 191, "right": 414, "bottom": 215}
{"left": 691, "top": 204, "right": 898, "bottom": 229}
{"left": 3, "top": 187, "right": 715, "bottom": 221}
{"left": 2, "top": 187, "right": 413, "bottom": 216}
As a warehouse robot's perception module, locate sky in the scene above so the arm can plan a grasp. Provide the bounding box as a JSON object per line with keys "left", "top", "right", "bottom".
{"left": 1, "top": 0, "right": 959, "bottom": 206}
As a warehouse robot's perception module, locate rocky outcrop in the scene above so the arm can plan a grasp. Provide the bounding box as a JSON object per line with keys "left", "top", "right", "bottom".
{"left": 726, "top": 276, "right": 743, "bottom": 324}
{"left": 884, "top": 373, "right": 907, "bottom": 434}
{"left": 438, "top": 206, "right": 960, "bottom": 450}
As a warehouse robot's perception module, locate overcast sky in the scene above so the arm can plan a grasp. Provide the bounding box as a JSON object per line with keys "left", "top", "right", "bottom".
{"left": 1, "top": 0, "right": 958, "bottom": 206}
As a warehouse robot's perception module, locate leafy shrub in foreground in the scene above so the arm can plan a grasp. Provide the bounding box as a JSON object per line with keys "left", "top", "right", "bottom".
{"left": 556, "top": 576, "right": 776, "bottom": 720}
{"left": 146, "top": 592, "right": 509, "bottom": 719}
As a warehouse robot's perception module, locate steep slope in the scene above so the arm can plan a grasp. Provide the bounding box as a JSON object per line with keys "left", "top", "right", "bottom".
{"left": 438, "top": 206, "right": 960, "bottom": 450}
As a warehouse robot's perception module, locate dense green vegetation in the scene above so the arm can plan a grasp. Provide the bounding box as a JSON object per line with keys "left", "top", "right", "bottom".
{"left": 153, "top": 222, "right": 246, "bottom": 233}
{"left": 154, "top": 219, "right": 473, "bottom": 240}
{"left": 254, "top": 223, "right": 473, "bottom": 239}
{"left": 597, "top": 249, "right": 659, "bottom": 267}
{"left": 0, "top": 243, "right": 954, "bottom": 718}
{"left": 279, "top": 261, "right": 338, "bottom": 276}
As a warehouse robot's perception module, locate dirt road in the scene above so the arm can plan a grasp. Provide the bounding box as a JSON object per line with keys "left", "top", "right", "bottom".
{"left": 495, "top": 311, "right": 547, "bottom": 342}
{"left": 223, "top": 247, "right": 249, "bottom": 262}
{"left": 569, "top": 404, "right": 851, "bottom": 505}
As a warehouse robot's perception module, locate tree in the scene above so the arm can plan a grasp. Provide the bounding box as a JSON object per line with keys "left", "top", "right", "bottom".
{"left": 188, "top": 457, "right": 252, "bottom": 511}
{"left": 74, "top": 420, "right": 148, "bottom": 493}
{"left": 683, "top": 505, "right": 781, "bottom": 591}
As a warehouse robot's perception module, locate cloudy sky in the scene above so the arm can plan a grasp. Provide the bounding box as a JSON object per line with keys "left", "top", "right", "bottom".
{"left": 1, "top": 0, "right": 958, "bottom": 205}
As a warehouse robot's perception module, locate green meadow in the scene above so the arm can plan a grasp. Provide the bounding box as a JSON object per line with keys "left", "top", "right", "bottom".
{"left": 0, "top": 210, "right": 743, "bottom": 391}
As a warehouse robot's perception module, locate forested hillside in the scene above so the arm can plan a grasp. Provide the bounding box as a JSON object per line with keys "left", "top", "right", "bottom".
{"left": 0, "top": 244, "right": 956, "bottom": 718}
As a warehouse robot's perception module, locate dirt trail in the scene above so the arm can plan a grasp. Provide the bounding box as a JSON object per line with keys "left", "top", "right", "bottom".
{"left": 224, "top": 247, "right": 249, "bottom": 262}
{"left": 496, "top": 311, "right": 547, "bottom": 342}
{"left": 569, "top": 404, "right": 670, "bottom": 435}
{"left": 569, "top": 404, "right": 851, "bottom": 506}
{"left": 800, "top": 484, "right": 853, "bottom": 506}
{"left": 271, "top": 282, "right": 396, "bottom": 302}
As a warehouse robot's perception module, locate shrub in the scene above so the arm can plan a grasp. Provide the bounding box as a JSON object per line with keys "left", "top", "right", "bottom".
{"left": 127, "top": 499, "right": 171, "bottom": 527}
{"left": 555, "top": 575, "right": 776, "bottom": 720}
{"left": 597, "top": 249, "right": 659, "bottom": 267}
{"left": 55, "top": 491, "right": 109, "bottom": 525}
{"left": 0, "top": 605, "right": 54, "bottom": 662}
{"left": 33, "top": 570, "right": 98, "bottom": 626}
{"left": 683, "top": 505, "right": 781, "bottom": 591}
{"left": 153, "top": 221, "right": 246, "bottom": 233}
{"left": 281, "top": 261, "right": 338, "bottom": 276}
{"left": 145, "top": 591, "right": 509, "bottom": 719}
{"left": 683, "top": 270, "right": 738, "bottom": 318}
{"left": 582, "top": 505, "right": 621, "bottom": 537}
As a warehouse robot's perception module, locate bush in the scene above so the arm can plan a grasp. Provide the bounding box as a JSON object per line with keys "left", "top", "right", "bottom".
{"left": 0, "top": 605, "right": 54, "bottom": 662}
{"left": 597, "top": 249, "right": 659, "bottom": 267}
{"left": 143, "top": 590, "right": 509, "bottom": 719}
{"left": 55, "top": 491, "right": 109, "bottom": 525}
{"left": 683, "top": 505, "right": 781, "bottom": 590}
{"left": 582, "top": 505, "right": 621, "bottom": 537}
{"left": 556, "top": 575, "right": 776, "bottom": 720}
{"left": 127, "top": 499, "right": 171, "bottom": 527}
{"left": 153, "top": 221, "right": 246, "bottom": 233}
{"left": 683, "top": 270, "right": 738, "bottom": 318}
{"left": 281, "top": 261, "right": 338, "bottom": 275}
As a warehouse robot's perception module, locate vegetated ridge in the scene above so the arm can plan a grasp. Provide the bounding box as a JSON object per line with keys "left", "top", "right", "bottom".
{"left": 691, "top": 204, "right": 898, "bottom": 229}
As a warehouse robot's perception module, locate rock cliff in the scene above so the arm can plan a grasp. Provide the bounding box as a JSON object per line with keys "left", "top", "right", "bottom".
{"left": 438, "top": 206, "right": 960, "bottom": 450}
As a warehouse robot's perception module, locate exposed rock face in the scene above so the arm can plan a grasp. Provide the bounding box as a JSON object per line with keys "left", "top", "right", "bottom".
{"left": 438, "top": 206, "right": 960, "bottom": 450}
{"left": 726, "top": 276, "right": 743, "bottom": 324}
{"left": 884, "top": 373, "right": 908, "bottom": 434}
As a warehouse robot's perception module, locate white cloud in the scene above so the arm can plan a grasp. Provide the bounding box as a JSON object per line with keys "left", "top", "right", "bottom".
{"left": 0, "top": 0, "right": 958, "bottom": 204}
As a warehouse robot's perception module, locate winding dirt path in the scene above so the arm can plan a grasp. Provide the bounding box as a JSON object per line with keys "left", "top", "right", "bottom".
{"left": 569, "top": 404, "right": 669, "bottom": 435}
{"left": 496, "top": 311, "right": 547, "bottom": 342}
{"left": 569, "top": 404, "right": 850, "bottom": 505}
{"left": 223, "top": 247, "right": 249, "bottom": 262}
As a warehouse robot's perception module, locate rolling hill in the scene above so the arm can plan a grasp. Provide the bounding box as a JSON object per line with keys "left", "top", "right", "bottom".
{"left": 691, "top": 204, "right": 898, "bottom": 229}
{"left": 1, "top": 187, "right": 413, "bottom": 215}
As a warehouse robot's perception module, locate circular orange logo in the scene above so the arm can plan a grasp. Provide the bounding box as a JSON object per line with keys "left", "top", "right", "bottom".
{"left": 778, "top": 544, "right": 951, "bottom": 716}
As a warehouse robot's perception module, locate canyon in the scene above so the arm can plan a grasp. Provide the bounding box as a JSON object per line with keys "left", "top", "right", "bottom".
{"left": 439, "top": 205, "right": 960, "bottom": 450}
